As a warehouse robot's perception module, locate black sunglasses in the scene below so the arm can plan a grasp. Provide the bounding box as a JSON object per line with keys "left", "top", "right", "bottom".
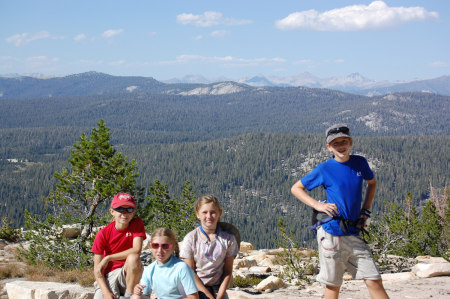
{"left": 327, "top": 126, "right": 349, "bottom": 137}
{"left": 113, "top": 207, "right": 135, "bottom": 213}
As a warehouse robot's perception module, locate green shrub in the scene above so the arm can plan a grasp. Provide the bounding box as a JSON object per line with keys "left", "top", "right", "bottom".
{"left": 232, "top": 275, "right": 264, "bottom": 288}
{"left": 0, "top": 216, "right": 20, "bottom": 242}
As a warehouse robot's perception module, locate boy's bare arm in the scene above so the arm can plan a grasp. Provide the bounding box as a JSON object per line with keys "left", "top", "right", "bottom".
{"left": 362, "top": 178, "right": 377, "bottom": 210}
{"left": 93, "top": 254, "right": 115, "bottom": 299}
{"left": 291, "top": 180, "right": 339, "bottom": 217}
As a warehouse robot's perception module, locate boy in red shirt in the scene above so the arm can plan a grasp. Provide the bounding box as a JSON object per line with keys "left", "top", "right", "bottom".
{"left": 92, "top": 193, "right": 146, "bottom": 299}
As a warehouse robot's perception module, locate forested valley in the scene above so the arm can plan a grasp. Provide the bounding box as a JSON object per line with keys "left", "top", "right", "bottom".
{"left": 1, "top": 127, "right": 448, "bottom": 249}
{"left": 1, "top": 75, "right": 448, "bottom": 248}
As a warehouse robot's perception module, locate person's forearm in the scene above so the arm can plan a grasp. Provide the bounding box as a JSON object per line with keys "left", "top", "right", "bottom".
{"left": 217, "top": 273, "right": 232, "bottom": 299}
{"left": 104, "top": 247, "right": 139, "bottom": 261}
{"left": 362, "top": 179, "right": 377, "bottom": 210}
{"left": 291, "top": 181, "right": 320, "bottom": 209}
{"left": 291, "top": 180, "right": 338, "bottom": 217}
{"left": 96, "top": 276, "right": 114, "bottom": 298}
{"left": 193, "top": 273, "right": 210, "bottom": 295}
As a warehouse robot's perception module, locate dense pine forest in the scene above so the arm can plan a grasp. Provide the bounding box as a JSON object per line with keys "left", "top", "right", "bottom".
{"left": 0, "top": 74, "right": 448, "bottom": 248}
{"left": 1, "top": 128, "right": 448, "bottom": 248}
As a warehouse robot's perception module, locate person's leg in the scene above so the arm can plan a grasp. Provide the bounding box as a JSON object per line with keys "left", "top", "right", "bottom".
{"left": 346, "top": 236, "right": 388, "bottom": 299}
{"left": 124, "top": 253, "right": 143, "bottom": 295}
{"left": 365, "top": 279, "right": 389, "bottom": 299}
{"left": 324, "top": 285, "right": 340, "bottom": 299}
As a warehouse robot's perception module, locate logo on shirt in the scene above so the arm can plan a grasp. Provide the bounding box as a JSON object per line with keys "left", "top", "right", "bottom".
{"left": 357, "top": 171, "right": 362, "bottom": 176}
{"left": 126, "top": 232, "right": 132, "bottom": 237}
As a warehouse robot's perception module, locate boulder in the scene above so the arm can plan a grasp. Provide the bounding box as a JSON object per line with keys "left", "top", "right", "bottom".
{"left": 5, "top": 280, "right": 94, "bottom": 299}
{"left": 248, "top": 266, "right": 271, "bottom": 273}
{"left": 255, "top": 275, "right": 287, "bottom": 292}
{"left": 415, "top": 256, "right": 448, "bottom": 264}
{"left": 234, "top": 258, "right": 258, "bottom": 269}
{"left": 240, "top": 242, "right": 254, "bottom": 251}
{"left": 412, "top": 262, "right": 450, "bottom": 278}
{"left": 381, "top": 272, "right": 416, "bottom": 282}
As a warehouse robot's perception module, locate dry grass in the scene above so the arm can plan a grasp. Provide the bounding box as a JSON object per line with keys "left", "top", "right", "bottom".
{"left": 0, "top": 262, "right": 94, "bottom": 288}
{"left": 0, "top": 263, "right": 26, "bottom": 279}
{"left": 1, "top": 242, "right": 95, "bottom": 288}
{"left": 24, "top": 264, "right": 95, "bottom": 287}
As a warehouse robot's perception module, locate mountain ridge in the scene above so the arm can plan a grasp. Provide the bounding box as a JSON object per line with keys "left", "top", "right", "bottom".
{"left": 1, "top": 71, "right": 449, "bottom": 98}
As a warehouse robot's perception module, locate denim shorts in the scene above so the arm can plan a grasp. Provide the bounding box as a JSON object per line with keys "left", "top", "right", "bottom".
{"left": 316, "top": 226, "right": 381, "bottom": 286}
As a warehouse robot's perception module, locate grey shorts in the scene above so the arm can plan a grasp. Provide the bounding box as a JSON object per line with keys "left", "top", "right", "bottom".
{"left": 316, "top": 226, "right": 381, "bottom": 286}
{"left": 94, "top": 267, "right": 127, "bottom": 299}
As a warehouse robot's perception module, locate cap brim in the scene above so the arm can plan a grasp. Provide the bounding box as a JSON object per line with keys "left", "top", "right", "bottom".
{"left": 327, "top": 133, "right": 351, "bottom": 144}
{"left": 111, "top": 201, "right": 136, "bottom": 209}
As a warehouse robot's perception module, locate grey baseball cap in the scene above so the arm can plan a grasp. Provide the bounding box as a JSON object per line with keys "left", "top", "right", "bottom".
{"left": 326, "top": 124, "right": 351, "bottom": 143}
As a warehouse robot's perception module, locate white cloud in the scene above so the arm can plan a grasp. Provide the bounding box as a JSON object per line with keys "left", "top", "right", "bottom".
{"left": 160, "top": 55, "right": 285, "bottom": 68}
{"left": 210, "top": 30, "right": 230, "bottom": 38}
{"left": 429, "top": 61, "right": 450, "bottom": 68}
{"left": 109, "top": 60, "right": 126, "bottom": 66}
{"left": 177, "top": 11, "right": 252, "bottom": 27}
{"left": 275, "top": 1, "right": 438, "bottom": 31}
{"left": 74, "top": 34, "right": 86, "bottom": 41}
{"left": 25, "top": 56, "right": 60, "bottom": 69}
{"left": 193, "top": 35, "right": 203, "bottom": 40}
{"left": 6, "top": 31, "right": 51, "bottom": 46}
{"left": 102, "top": 29, "right": 124, "bottom": 38}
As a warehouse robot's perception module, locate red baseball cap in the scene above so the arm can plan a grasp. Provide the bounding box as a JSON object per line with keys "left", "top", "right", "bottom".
{"left": 111, "top": 193, "right": 136, "bottom": 209}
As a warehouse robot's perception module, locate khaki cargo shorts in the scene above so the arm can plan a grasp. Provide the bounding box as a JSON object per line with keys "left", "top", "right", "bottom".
{"left": 316, "top": 226, "right": 381, "bottom": 286}
{"left": 93, "top": 267, "right": 126, "bottom": 299}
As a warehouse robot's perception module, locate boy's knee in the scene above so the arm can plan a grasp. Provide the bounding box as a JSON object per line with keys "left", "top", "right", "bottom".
{"left": 365, "top": 278, "right": 384, "bottom": 289}
{"left": 125, "top": 253, "right": 142, "bottom": 270}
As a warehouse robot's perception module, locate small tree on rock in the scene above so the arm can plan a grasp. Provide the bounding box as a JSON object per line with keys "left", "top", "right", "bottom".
{"left": 20, "top": 119, "right": 140, "bottom": 269}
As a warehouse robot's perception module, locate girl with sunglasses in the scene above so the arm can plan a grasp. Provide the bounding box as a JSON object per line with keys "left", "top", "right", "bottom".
{"left": 180, "top": 195, "right": 239, "bottom": 299}
{"left": 131, "top": 228, "right": 198, "bottom": 299}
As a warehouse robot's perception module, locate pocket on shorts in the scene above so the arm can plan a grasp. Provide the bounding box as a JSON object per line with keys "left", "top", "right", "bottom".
{"left": 318, "top": 228, "right": 340, "bottom": 257}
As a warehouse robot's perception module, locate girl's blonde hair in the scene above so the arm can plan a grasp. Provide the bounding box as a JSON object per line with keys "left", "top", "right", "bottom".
{"left": 151, "top": 227, "right": 180, "bottom": 257}
{"left": 194, "top": 194, "right": 223, "bottom": 214}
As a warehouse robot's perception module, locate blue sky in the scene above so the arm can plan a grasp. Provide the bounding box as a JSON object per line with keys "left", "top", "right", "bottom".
{"left": 1, "top": 0, "right": 449, "bottom": 81}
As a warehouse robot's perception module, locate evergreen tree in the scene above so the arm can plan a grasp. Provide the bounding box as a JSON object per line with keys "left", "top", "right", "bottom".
{"left": 19, "top": 119, "right": 140, "bottom": 269}
{"left": 138, "top": 180, "right": 197, "bottom": 240}
{"left": 369, "top": 186, "right": 449, "bottom": 259}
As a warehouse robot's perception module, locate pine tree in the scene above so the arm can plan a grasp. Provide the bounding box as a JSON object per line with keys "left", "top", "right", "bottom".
{"left": 19, "top": 119, "right": 140, "bottom": 269}
{"left": 138, "top": 180, "right": 197, "bottom": 240}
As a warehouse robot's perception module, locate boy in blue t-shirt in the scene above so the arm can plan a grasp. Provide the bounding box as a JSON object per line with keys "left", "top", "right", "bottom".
{"left": 291, "top": 124, "right": 389, "bottom": 299}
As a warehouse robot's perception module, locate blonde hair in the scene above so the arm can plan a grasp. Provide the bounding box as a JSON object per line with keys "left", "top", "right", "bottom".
{"left": 194, "top": 194, "right": 223, "bottom": 214}
{"left": 151, "top": 227, "right": 180, "bottom": 257}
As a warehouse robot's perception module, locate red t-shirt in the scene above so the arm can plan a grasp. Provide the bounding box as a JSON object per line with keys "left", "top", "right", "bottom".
{"left": 91, "top": 217, "right": 146, "bottom": 274}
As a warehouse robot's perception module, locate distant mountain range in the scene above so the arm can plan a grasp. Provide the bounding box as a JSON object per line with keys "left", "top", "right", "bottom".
{"left": 167, "top": 72, "right": 450, "bottom": 97}
{"left": 0, "top": 71, "right": 449, "bottom": 139}
{"left": 1, "top": 71, "right": 450, "bottom": 98}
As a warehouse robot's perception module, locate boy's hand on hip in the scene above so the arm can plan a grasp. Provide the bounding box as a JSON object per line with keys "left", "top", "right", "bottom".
{"left": 315, "top": 202, "right": 338, "bottom": 217}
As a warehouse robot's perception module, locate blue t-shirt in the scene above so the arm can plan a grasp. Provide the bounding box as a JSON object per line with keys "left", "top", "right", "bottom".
{"left": 300, "top": 155, "right": 374, "bottom": 236}
{"left": 140, "top": 255, "right": 198, "bottom": 298}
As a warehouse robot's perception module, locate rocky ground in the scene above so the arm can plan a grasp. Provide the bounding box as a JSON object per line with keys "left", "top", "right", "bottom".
{"left": 1, "top": 239, "right": 449, "bottom": 299}
{"left": 227, "top": 275, "right": 450, "bottom": 298}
